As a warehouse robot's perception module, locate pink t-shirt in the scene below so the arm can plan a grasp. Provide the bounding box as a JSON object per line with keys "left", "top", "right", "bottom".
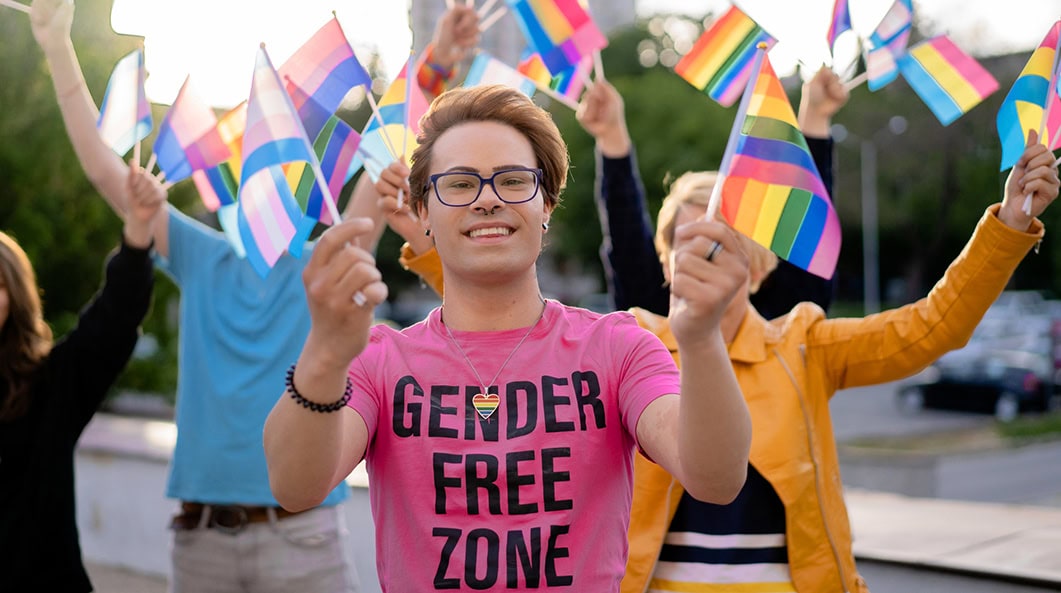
{"left": 347, "top": 300, "right": 679, "bottom": 591}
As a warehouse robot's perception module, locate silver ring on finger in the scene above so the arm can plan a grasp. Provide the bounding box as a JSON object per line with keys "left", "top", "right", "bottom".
{"left": 352, "top": 290, "right": 368, "bottom": 307}
{"left": 705, "top": 241, "right": 724, "bottom": 263}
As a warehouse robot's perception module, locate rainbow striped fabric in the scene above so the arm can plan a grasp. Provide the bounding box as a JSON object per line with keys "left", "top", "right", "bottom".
{"left": 514, "top": 48, "right": 587, "bottom": 109}
{"left": 997, "top": 20, "right": 1061, "bottom": 171}
{"left": 153, "top": 76, "right": 231, "bottom": 183}
{"left": 464, "top": 52, "right": 538, "bottom": 98}
{"left": 865, "top": 0, "right": 913, "bottom": 91}
{"left": 237, "top": 47, "right": 330, "bottom": 277}
{"left": 97, "top": 48, "right": 152, "bottom": 156}
{"left": 826, "top": 0, "right": 851, "bottom": 54}
{"left": 504, "top": 0, "right": 607, "bottom": 76}
{"left": 277, "top": 17, "right": 371, "bottom": 114}
{"left": 674, "top": 5, "right": 777, "bottom": 108}
{"left": 714, "top": 47, "right": 840, "bottom": 279}
{"left": 517, "top": 51, "right": 553, "bottom": 88}
{"left": 191, "top": 102, "right": 246, "bottom": 212}
{"left": 352, "top": 62, "right": 429, "bottom": 181}
{"left": 897, "top": 35, "right": 998, "bottom": 126}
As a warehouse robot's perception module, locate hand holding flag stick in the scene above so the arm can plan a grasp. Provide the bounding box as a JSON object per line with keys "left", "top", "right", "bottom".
{"left": 0, "top": 0, "right": 30, "bottom": 13}
{"left": 843, "top": 71, "right": 868, "bottom": 92}
{"left": 479, "top": 5, "right": 507, "bottom": 32}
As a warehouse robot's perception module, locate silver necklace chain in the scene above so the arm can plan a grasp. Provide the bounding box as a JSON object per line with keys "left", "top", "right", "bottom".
{"left": 441, "top": 300, "right": 547, "bottom": 404}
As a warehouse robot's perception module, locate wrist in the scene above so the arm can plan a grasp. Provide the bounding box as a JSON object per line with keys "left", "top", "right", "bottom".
{"left": 596, "top": 130, "right": 632, "bottom": 158}
{"left": 122, "top": 228, "right": 154, "bottom": 250}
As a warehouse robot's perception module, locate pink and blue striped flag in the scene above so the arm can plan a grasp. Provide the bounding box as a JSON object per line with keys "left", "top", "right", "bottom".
{"left": 997, "top": 20, "right": 1061, "bottom": 171}
{"left": 504, "top": 0, "right": 608, "bottom": 76}
{"left": 712, "top": 45, "right": 840, "bottom": 279}
{"left": 284, "top": 83, "right": 361, "bottom": 250}
{"left": 674, "top": 5, "right": 778, "bottom": 108}
{"left": 826, "top": 0, "right": 852, "bottom": 54}
{"left": 464, "top": 52, "right": 538, "bottom": 98}
{"left": 97, "top": 48, "right": 152, "bottom": 156}
{"left": 238, "top": 46, "right": 334, "bottom": 277}
{"left": 865, "top": 0, "right": 913, "bottom": 91}
{"left": 277, "top": 16, "right": 372, "bottom": 115}
{"left": 897, "top": 35, "right": 998, "bottom": 126}
{"left": 153, "top": 76, "right": 231, "bottom": 183}
{"left": 351, "top": 62, "right": 429, "bottom": 181}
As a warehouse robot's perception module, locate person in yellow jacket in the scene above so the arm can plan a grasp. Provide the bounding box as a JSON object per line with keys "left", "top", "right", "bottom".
{"left": 375, "top": 123, "right": 1057, "bottom": 592}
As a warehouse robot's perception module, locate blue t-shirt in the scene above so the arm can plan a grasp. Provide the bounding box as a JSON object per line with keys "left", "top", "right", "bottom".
{"left": 158, "top": 207, "right": 348, "bottom": 506}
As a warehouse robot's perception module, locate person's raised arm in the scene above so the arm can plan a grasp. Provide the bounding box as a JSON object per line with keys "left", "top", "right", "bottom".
{"left": 416, "top": 4, "right": 479, "bottom": 100}
{"left": 264, "top": 217, "right": 388, "bottom": 511}
{"left": 636, "top": 220, "right": 752, "bottom": 503}
{"left": 578, "top": 80, "right": 669, "bottom": 314}
{"left": 31, "top": 0, "right": 171, "bottom": 256}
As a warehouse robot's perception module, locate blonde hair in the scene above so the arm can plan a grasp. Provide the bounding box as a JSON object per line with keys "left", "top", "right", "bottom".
{"left": 655, "top": 171, "right": 779, "bottom": 293}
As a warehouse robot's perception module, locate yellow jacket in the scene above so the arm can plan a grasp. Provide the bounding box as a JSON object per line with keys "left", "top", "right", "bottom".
{"left": 623, "top": 205, "right": 1044, "bottom": 593}
{"left": 398, "top": 206, "right": 1043, "bottom": 593}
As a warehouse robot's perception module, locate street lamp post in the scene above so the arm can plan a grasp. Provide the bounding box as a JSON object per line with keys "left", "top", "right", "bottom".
{"left": 832, "top": 116, "right": 906, "bottom": 315}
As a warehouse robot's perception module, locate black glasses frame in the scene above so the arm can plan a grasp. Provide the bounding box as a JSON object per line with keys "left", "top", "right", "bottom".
{"left": 427, "top": 167, "right": 543, "bottom": 207}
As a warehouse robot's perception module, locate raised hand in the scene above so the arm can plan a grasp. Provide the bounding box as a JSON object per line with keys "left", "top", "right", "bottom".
{"left": 123, "top": 162, "right": 166, "bottom": 249}
{"left": 1000, "top": 130, "right": 1060, "bottom": 230}
{"left": 667, "top": 220, "right": 748, "bottom": 348}
{"left": 575, "top": 79, "right": 631, "bottom": 157}
{"left": 433, "top": 4, "right": 480, "bottom": 70}
{"left": 301, "top": 218, "right": 388, "bottom": 370}
{"left": 798, "top": 66, "right": 849, "bottom": 138}
{"left": 30, "top": 0, "right": 73, "bottom": 55}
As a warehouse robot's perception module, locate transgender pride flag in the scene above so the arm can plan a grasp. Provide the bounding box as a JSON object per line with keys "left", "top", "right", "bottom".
{"left": 237, "top": 46, "right": 336, "bottom": 277}
{"left": 97, "top": 48, "right": 152, "bottom": 156}
{"left": 865, "top": 0, "right": 913, "bottom": 91}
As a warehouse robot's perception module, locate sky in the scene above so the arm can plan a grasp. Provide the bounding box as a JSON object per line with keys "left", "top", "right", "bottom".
{"left": 109, "top": 0, "right": 1061, "bottom": 109}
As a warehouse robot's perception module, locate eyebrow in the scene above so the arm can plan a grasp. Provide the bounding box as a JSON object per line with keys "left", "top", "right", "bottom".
{"left": 440, "top": 164, "right": 535, "bottom": 174}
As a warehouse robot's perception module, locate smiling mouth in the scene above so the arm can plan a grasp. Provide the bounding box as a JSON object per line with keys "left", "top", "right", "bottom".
{"left": 467, "top": 227, "right": 513, "bottom": 238}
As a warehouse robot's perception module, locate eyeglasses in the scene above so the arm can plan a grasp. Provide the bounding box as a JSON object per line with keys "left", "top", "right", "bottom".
{"left": 427, "top": 167, "right": 543, "bottom": 207}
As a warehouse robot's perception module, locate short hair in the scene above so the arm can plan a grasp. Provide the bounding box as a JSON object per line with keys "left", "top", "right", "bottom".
{"left": 655, "top": 171, "right": 778, "bottom": 293}
{"left": 408, "top": 85, "right": 568, "bottom": 214}
{"left": 0, "top": 231, "right": 53, "bottom": 421}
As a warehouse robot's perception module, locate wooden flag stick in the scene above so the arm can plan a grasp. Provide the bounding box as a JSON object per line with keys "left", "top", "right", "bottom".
{"left": 477, "top": 0, "right": 498, "bottom": 18}
{"left": 365, "top": 92, "right": 401, "bottom": 161}
{"left": 0, "top": 0, "right": 30, "bottom": 13}
{"left": 445, "top": 0, "right": 454, "bottom": 9}
{"left": 133, "top": 141, "right": 142, "bottom": 169}
{"left": 479, "top": 6, "right": 507, "bottom": 32}
{"left": 593, "top": 51, "right": 605, "bottom": 81}
{"left": 145, "top": 152, "right": 157, "bottom": 175}
{"left": 843, "top": 71, "right": 868, "bottom": 92}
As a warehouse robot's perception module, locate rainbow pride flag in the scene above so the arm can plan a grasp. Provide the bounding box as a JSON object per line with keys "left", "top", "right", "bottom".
{"left": 865, "top": 0, "right": 913, "bottom": 91}
{"left": 897, "top": 35, "right": 998, "bottom": 126}
{"left": 674, "top": 5, "right": 777, "bottom": 108}
{"left": 277, "top": 17, "right": 372, "bottom": 114}
{"left": 997, "top": 20, "right": 1061, "bottom": 171}
{"left": 97, "top": 48, "right": 152, "bottom": 156}
{"left": 826, "top": 0, "right": 851, "bottom": 54}
{"left": 504, "top": 0, "right": 608, "bottom": 76}
{"left": 517, "top": 51, "right": 553, "bottom": 88}
{"left": 238, "top": 47, "right": 333, "bottom": 277}
{"left": 465, "top": 52, "right": 538, "bottom": 98}
{"left": 153, "top": 77, "right": 231, "bottom": 183}
{"left": 713, "top": 46, "right": 840, "bottom": 279}
{"left": 284, "top": 83, "right": 361, "bottom": 250}
{"left": 549, "top": 54, "right": 591, "bottom": 106}
{"left": 190, "top": 102, "right": 246, "bottom": 212}
{"left": 352, "top": 62, "right": 429, "bottom": 181}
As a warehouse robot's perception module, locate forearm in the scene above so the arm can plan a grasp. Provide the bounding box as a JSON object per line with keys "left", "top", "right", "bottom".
{"left": 676, "top": 335, "right": 751, "bottom": 503}
{"left": 44, "top": 39, "right": 129, "bottom": 213}
{"left": 264, "top": 340, "right": 363, "bottom": 511}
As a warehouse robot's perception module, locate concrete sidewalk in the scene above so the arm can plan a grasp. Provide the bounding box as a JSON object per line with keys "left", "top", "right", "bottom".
{"left": 86, "top": 489, "right": 1061, "bottom": 592}
{"left": 847, "top": 488, "right": 1061, "bottom": 586}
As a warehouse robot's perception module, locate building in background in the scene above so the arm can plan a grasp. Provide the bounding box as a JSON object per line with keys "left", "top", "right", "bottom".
{"left": 410, "top": 0, "right": 636, "bottom": 68}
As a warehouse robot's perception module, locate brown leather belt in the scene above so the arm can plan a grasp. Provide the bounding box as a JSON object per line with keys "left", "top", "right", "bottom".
{"left": 171, "top": 502, "right": 304, "bottom": 534}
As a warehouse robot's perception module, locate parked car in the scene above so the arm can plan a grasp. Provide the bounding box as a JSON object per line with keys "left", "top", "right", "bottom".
{"left": 898, "top": 349, "right": 1061, "bottom": 422}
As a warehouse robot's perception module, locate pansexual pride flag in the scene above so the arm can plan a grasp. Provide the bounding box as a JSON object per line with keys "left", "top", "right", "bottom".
{"left": 277, "top": 17, "right": 372, "bottom": 114}
{"left": 865, "top": 0, "right": 913, "bottom": 91}
{"left": 674, "top": 5, "right": 777, "bottom": 108}
{"left": 465, "top": 52, "right": 538, "bottom": 98}
{"left": 97, "top": 48, "right": 152, "bottom": 156}
{"left": 897, "top": 35, "right": 998, "bottom": 126}
{"left": 238, "top": 47, "right": 333, "bottom": 277}
{"left": 997, "top": 20, "right": 1061, "bottom": 171}
{"left": 504, "top": 0, "right": 607, "bottom": 76}
{"left": 826, "top": 0, "right": 851, "bottom": 54}
{"left": 153, "top": 77, "right": 231, "bottom": 183}
{"left": 191, "top": 102, "right": 246, "bottom": 212}
{"left": 713, "top": 46, "right": 840, "bottom": 279}
{"left": 353, "top": 63, "right": 429, "bottom": 181}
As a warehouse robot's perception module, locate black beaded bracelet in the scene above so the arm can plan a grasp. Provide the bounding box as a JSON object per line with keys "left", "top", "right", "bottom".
{"left": 285, "top": 363, "right": 352, "bottom": 413}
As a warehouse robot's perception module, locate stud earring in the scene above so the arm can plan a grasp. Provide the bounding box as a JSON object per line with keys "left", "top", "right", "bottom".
{"left": 542, "top": 222, "right": 549, "bottom": 231}
{"left": 425, "top": 229, "right": 431, "bottom": 236}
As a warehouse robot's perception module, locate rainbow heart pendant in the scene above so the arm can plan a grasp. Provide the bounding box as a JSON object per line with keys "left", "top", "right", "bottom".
{"left": 472, "top": 392, "right": 500, "bottom": 420}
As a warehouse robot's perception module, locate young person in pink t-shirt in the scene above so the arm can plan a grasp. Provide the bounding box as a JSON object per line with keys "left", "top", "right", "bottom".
{"left": 264, "top": 85, "right": 752, "bottom": 591}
